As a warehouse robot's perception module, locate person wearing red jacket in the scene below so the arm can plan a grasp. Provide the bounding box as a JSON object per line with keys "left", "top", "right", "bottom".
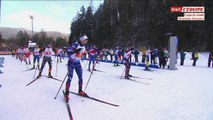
{"left": 23, "top": 46, "right": 31, "bottom": 65}
{"left": 123, "top": 46, "right": 134, "bottom": 79}
{"left": 88, "top": 44, "right": 98, "bottom": 71}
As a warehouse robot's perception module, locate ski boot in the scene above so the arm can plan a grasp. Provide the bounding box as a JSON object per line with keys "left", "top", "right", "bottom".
{"left": 128, "top": 74, "right": 133, "bottom": 77}
{"left": 48, "top": 72, "right": 53, "bottom": 78}
{"left": 32, "top": 65, "right": 35, "bottom": 69}
{"left": 124, "top": 76, "right": 130, "bottom": 79}
{"left": 36, "top": 73, "right": 41, "bottom": 79}
{"left": 78, "top": 88, "right": 88, "bottom": 97}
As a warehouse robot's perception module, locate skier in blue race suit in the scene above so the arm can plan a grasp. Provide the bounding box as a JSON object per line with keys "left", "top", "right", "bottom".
{"left": 64, "top": 35, "right": 88, "bottom": 101}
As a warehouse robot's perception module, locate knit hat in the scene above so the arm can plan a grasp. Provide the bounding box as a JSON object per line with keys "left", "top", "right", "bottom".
{"left": 80, "top": 35, "right": 88, "bottom": 41}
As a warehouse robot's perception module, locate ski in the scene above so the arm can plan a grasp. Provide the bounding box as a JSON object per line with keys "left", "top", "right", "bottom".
{"left": 130, "top": 76, "right": 152, "bottom": 80}
{"left": 43, "top": 75, "right": 63, "bottom": 82}
{"left": 87, "top": 69, "right": 94, "bottom": 74}
{"left": 22, "top": 68, "right": 35, "bottom": 72}
{"left": 93, "top": 69, "right": 106, "bottom": 73}
{"left": 144, "top": 69, "right": 156, "bottom": 72}
{"left": 69, "top": 91, "right": 119, "bottom": 107}
{"left": 88, "top": 69, "right": 105, "bottom": 73}
{"left": 26, "top": 75, "right": 42, "bottom": 86}
{"left": 121, "top": 77, "right": 150, "bottom": 85}
{"left": 63, "top": 90, "right": 73, "bottom": 120}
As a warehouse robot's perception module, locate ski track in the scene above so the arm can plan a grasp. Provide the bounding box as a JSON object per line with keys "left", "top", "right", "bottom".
{"left": 0, "top": 53, "right": 213, "bottom": 120}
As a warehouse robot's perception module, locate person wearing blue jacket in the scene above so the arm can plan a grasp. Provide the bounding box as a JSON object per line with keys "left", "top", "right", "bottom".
{"left": 180, "top": 50, "right": 186, "bottom": 65}
{"left": 64, "top": 35, "right": 88, "bottom": 101}
{"left": 208, "top": 50, "right": 213, "bottom": 67}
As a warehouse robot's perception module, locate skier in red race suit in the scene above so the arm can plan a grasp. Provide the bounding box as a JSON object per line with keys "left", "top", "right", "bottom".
{"left": 23, "top": 46, "right": 31, "bottom": 65}
{"left": 123, "top": 46, "right": 134, "bottom": 79}
{"left": 88, "top": 44, "right": 99, "bottom": 71}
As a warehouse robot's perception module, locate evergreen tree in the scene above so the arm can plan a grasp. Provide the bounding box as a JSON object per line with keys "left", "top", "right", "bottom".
{"left": 69, "top": 0, "right": 213, "bottom": 51}
{"left": 55, "top": 37, "right": 68, "bottom": 48}
{"left": 16, "top": 31, "right": 30, "bottom": 47}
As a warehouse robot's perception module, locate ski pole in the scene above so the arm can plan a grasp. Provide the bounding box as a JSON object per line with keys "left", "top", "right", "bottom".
{"left": 120, "top": 67, "right": 125, "bottom": 79}
{"left": 96, "top": 60, "right": 99, "bottom": 69}
{"left": 54, "top": 72, "right": 68, "bottom": 99}
{"left": 33, "top": 65, "right": 38, "bottom": 79}
{"left": 55, "top": 59, "right": 58, "bottom": 77}
{"left": 26, "top": 62, "right": 29, "bottom": 70}
{"left": 84, "top": 70, "right": 93, "bottom": 92}
{"left": 83, "top": 60, "right": 89, "bottom": 70}
{"left": 84, "top": 62, "right": 96, "bottom": 92}
{"left": 25, "top": 57, "right": 29, "bottom": 70}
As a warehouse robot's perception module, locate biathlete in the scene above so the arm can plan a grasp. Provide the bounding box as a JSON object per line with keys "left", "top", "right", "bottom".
{"left": 32, "top": 45, "right": 41, "bottom": 69}
{"left": 37, "top": 42, "right": 53, "bottom": 78}
{"left": 64, "top": 35, "right": 89, "bottom": 101}
{"left": 88, "top": 44, "right": 98, "bottom": 71}
{"left": 123, "top": 46, "right": 134, "bottom": 79}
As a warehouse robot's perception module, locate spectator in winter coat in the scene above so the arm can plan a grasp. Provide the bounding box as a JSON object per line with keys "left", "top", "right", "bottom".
{"left": 114, "top": 47, "right": 120, "bottom": 66}
{"left": 102, "top": 49, "right": 108, "bottom": 61}
{"left": 154, "top": 49, "right": 158, "bottom": 64}
{"left": 208, "top": 50, "right": 213, "bottom": 67}
{"left": 141, "top": 47, "right": 146, "bottom": 63}
{"left": 150, "top": 49, "right": 155, "bottom": 65}
{"left": 180, "top": 50, "right": 186, "bottom": 65}
{"left": 192, "top": 50, "right": 199, "bottom": 66}
{"left": 109, "top": 48, "right": 114, "bottom": 62}
{"left": 163, "top": 48, "right": 168, "bottom": 67}
{"left": 145, "top": 50, "right": 150, "bottom": 71}
{"left": 132, "top": 48, "right": 140, "bottom": 65}
{"left": 158, "top": 48, "right": 165, "bottom": 68}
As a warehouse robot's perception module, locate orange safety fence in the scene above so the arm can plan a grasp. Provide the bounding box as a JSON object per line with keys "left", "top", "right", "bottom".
{"left": 0, "top": 51, "right": 12, "bottom": 55}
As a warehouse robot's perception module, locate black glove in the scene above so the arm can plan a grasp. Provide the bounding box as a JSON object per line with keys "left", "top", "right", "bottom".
{"left": 74, "top": 48, "right": 82, "bottom": 53}
{"left": 130, "top": 47, "right": 134, "bottom": 50}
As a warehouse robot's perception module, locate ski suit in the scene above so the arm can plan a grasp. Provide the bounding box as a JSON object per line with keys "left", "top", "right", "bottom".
{"left": 65, "top": 42, "right": 86, "bottom": 93}
{"left": 88, "top": 47, "right": 98, "bottom": 71}
{"left": 33, "top": 47, "right": 40, "bottom": 68}
{"left": 123, "top": 48, "right": 132, "bottom": 78}
{"left": 38, "top": 47, "right": 53, "bottom": 76}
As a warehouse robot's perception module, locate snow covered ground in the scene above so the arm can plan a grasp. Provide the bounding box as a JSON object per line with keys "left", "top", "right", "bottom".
{"left": 0, "top": 52, "right": 213, "bottom": 120}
